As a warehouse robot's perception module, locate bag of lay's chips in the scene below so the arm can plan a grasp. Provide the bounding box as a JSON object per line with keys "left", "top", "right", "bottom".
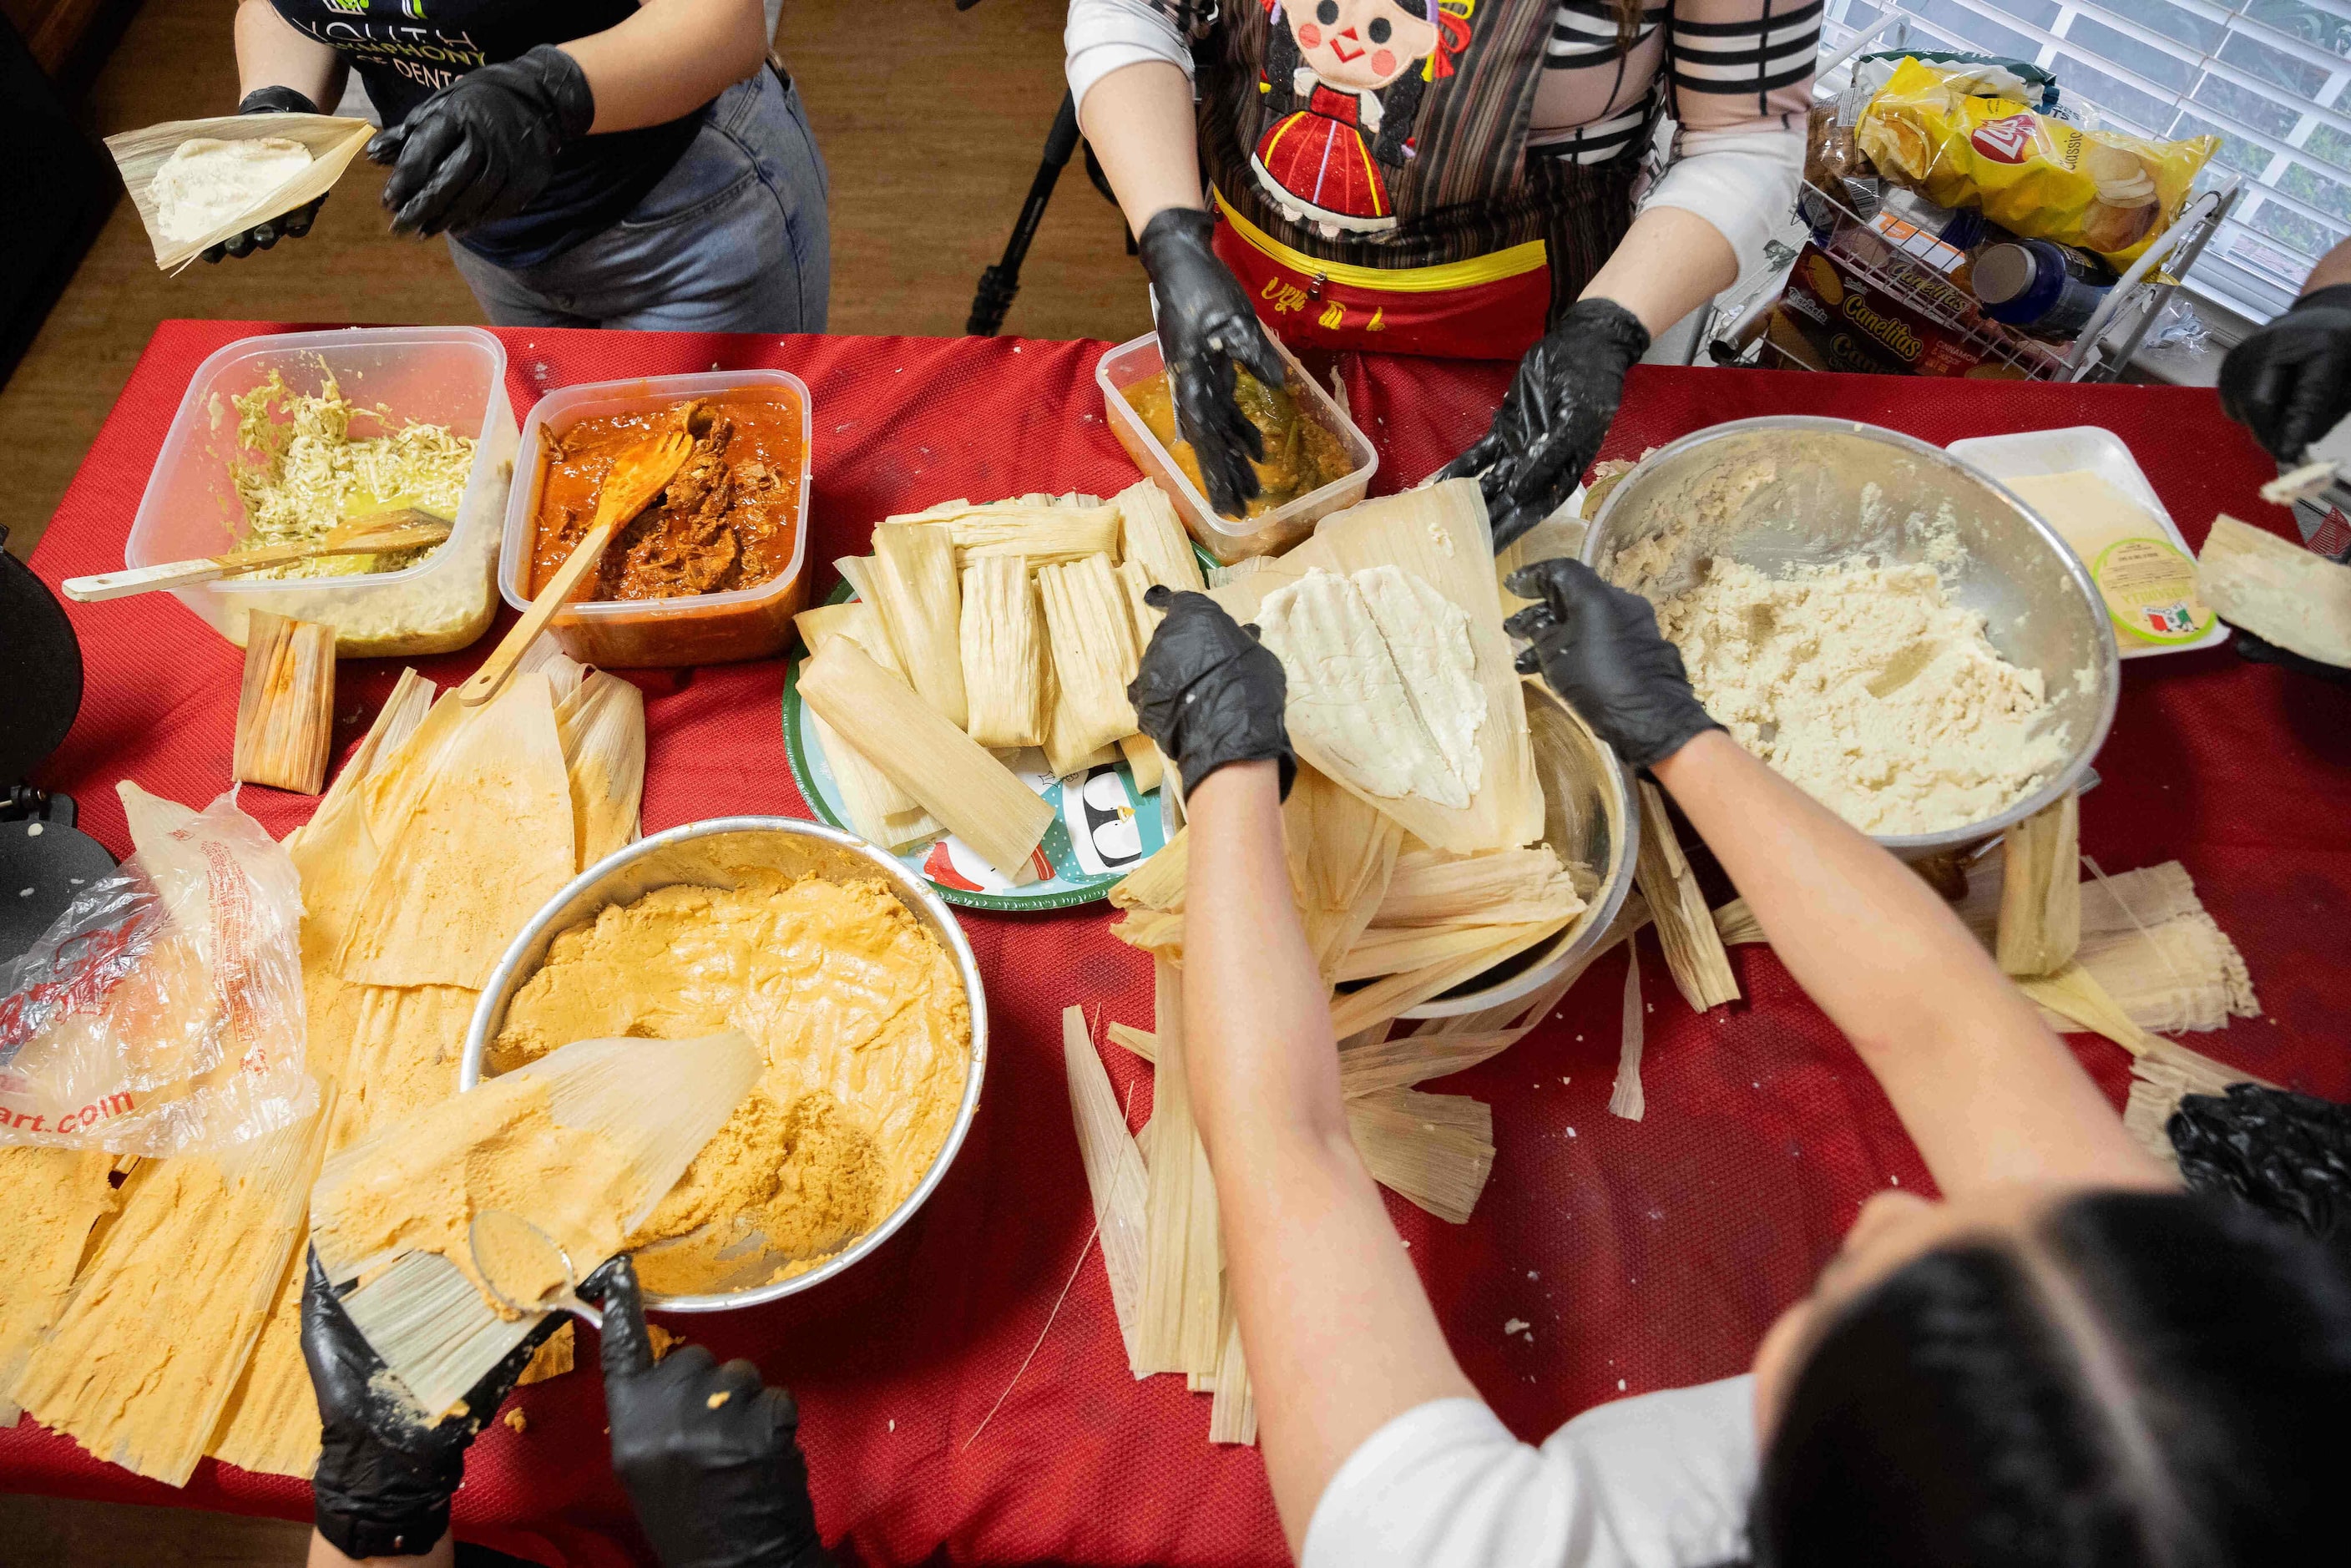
{"left": 1857, "top": 58, "right": 2217, "bottom": 269}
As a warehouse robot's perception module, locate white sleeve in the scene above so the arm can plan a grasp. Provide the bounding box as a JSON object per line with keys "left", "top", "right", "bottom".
{"left": 1637, "top": 126, "right": 1804, "bottom": 292}
{"left": 1301, "top": 1377, "right": 1759, "bottom": 1568}
{"left": 1066, "top": 0, "right": 1196, "bottom": 119}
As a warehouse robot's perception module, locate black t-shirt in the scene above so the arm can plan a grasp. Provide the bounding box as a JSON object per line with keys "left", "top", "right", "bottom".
{"left": 268, "top": 0, "right": 706, "bottom": 268}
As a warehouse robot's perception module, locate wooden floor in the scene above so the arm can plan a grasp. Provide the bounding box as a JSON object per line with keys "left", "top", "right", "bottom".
{"left": 1, "top": 0, "right": 1150, "bottom": 562}
{"left": 2, "top": 0, "right": 1139, "bottom": 1560}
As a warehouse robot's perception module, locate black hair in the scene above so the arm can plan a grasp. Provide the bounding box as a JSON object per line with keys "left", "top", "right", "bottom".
{"left": 1747, "top": 1191, "right": 2351, "bottom": 1567}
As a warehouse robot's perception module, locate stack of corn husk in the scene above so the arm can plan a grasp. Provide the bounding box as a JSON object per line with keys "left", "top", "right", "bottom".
{"left": 796, "top": 480, "right": 1204, "bottom": 884}
{"left": 1711, "top": 808, "right": 2267, "bottom": 1168}
{"left": 0, "top": 644, "right": 644, "bottom": 1483}
{"left": 1061, "top": 888, "right": 1650, "bottom": 1448}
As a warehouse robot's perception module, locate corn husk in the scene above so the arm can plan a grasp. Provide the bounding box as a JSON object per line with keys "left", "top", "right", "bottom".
{"left": 1117, "top": 480, "right": 1206, "bottom": 594}
{"left": 1038, "top": 554, "right": 1141, "bottom": 759}
{"left": 1107, "top": 1022, "right": 1159, "bottom": 1064}
{"left": 1996, "top": 792, "right": 2080, "bottom": 977}
{"left": 0, "top": 1150, "right": 127, "bottom": 1424}
{"left": 232, "top": 610, "right": 336, "bottom": 794}
{"left": 1206, "top": 1285, "right": 1256, "bottom": 1445}
{"left": 2122, "top": 1039, "right": 2268, "bottom": 1169}
{"left": 886, "top": 500, "right": 1121, "bottom": 568}
{"left": 1337, "top": 1029, "right": 1520, "bottom": 1098}
{"left": 1063, "top": 1007, "right": 1149, "bottom": 1374}
{"left": 1327, "top": 915, "right": 1574, "bottom": 1039}
{"left": 1610, "top": 943, "right": 1646, "bottom": 1120}
{"left": 1344, "top": 1089, "right": 1495, "bottom": 1224}
{"left": 104, "top": 114, "right": 374, "bottom": 271}
{"left": 2197, "top": 514, "right": 2351, "bottom": 667}
{"left": 959, "top": 554, "right": 1048, "bottom": 749}
{"left": 1117, "top": 735, "right": 1165, "bottom": 797}
{"left": 1138, "top": 960, "right": 1222, "bottom": 1378}
{"left": 1632, "top": 781, "right": 1738, "bottom": 1012}
{"left": 1210, "top": 479, "right": 1542, "bottom": 854}
{"left": 1374, "top": 844, "right": 1585, "bottom": 928}
{"left": 868, "top": 524, "right": 968, "bottom": 726}
{"left": 338, "top": 672, "right": 575, "bottom": 989}
{"left": 555, "top": 672, "right": 646, "bottom": 872}
{"left": 14, "top": 1108, "right": 329, "bottom": 1485}
{"left": 799, "top": 638, "right": 1052, "bottom": 882}
{"left": 1111, "top": 828, "right": 1186, "bottom": 913}
{"left": 795, "top": 603, "right": 940, "bottom": 849}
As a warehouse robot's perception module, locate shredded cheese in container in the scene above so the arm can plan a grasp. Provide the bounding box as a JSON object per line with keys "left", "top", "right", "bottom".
{"left": 230, "top": 371, "right": 475, "bottom": 578}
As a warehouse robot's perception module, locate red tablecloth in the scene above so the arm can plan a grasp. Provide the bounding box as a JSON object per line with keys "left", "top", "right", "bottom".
{"left": 12, "top": 324, "right": 2349, "bottom": 1568}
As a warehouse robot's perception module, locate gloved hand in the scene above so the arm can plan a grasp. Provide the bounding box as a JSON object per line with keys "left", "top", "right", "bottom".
{"left": 304, "top": 1248, "right": 566, "bottom": 1559}
{"left": 202, "top": 87, "right": 326, "bottom": 263}
{"left": 1504, "top": 558, "right": 1721, "bottom": 770}
{"left": 1436, "top": 299, "right": 1651, "bottom": 549}
{"left": 1138, "top": 207, "right": 1287, "bottom": 519}
{"left": 367, "top": 44, "right": 595, "bottom": 238}
{"left": 594, "top": 1257, "right": 831, "bottom": 1568}
{"left": 1128, "top": 586, "right": 1294, "bottom": 799}
{"left": 2219, "top": 283, "right": 2351, "bottom": 462}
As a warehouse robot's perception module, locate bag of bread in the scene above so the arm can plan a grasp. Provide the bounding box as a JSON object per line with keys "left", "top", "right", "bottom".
{"left": 1857, "top": 57, "right": 2217, "bottom": 269}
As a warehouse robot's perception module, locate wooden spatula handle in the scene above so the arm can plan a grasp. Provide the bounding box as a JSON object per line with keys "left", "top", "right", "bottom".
{"left": 61, "top": 557, "right": 240, "bottom": 601}
{"left": 458, "top": 518, "right": 616, "bottom": 706}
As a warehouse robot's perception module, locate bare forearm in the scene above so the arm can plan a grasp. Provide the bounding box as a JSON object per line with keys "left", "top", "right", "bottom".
{"left": 1580, "top": 205, "right": 1737, "bottom": 339}
{"left": 308, "top": 1530, "right": 454, "bottom": 1568}
{"left": 1184, "top": 763, "right": 1474, "bottom": 1553}
{"left": 1077, "top": 61, "right": 1206, "bottom": 237}
{"left": 559, "top": 0, "right": 767, "bottom": 134}
{"left": 235, "top": 0, "right": 346, "bottom": 108}
{"left": 1651, "top": 732, "right": 2164, "bottom": 1192}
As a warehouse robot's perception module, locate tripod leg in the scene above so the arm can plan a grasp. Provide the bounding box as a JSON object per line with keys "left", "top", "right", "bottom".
{"left": 968, "top": 89, "right": 1083, "bottom": 336}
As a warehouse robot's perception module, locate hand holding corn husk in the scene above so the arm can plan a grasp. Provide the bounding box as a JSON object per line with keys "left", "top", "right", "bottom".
{"left": 1127, "top": 588, "right": 1295, "bottom": 797}
{"left": 303, "top": 1248, "right": 569, "bottom": 1559}
{"left": 1504, "top": 559, "right": 1722, "bottom": 770}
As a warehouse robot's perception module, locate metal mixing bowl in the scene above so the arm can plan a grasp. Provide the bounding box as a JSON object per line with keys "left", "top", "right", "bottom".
{"left": 1398, "top": 682, "right": 1639, "bottom": 1018}
{"left": 460, "top": 817, "right": 988, "bottom": 1313}
{"left": 1582, "top": 417, "right": 2118, "bottom": 857}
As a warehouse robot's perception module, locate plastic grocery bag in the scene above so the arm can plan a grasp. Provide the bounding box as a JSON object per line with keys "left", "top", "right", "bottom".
{"left": 0, "top": 784, "right": 313, "bottom": 1156}
{"left": 1858, "top": 57, "right": 2217, "bottom": 269}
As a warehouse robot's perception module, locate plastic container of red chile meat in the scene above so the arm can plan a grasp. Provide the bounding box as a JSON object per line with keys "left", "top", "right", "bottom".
{"left": 498, "top": 369, "right": 812, "bottom": 667}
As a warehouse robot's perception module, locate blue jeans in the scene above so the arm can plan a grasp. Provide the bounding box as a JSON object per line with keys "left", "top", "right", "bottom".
{"left": 447, "top": 66, "right": 830, "bottom": 333}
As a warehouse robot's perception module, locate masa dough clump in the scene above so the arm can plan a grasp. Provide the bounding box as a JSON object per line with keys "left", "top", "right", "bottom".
{"left": 1658, "top": 558, "right": 2068, "bottom": 835}
{"left": 1258, "top": 564, "right": 1486, "bottom": 808}
{"left": 150, "top": 136, "right": 312, "bottom": 242}
{"left": 490, "top": 872, "right": 969, "bottom": 1295}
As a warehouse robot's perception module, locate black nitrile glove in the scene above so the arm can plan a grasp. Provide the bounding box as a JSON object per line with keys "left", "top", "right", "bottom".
{"left": 1128, "top": 586, "right": 1294, "bottom": 799}
{"left": 202, "top": 88, "right": 326, "bottom": 263}
{"left": 1137, "top": 206, "right": 1287, "bottom": 519}
{"left": 2219, "top": 283, "right": 2351, "bottom": 462}
{"left": 1436, "top": 299, "right": 1651, "bottom": 549}
{"left": 304, "top": 1248, "right": 567, "bottom": 1559}
{"left": 594, "top": 1257, "right": 831, "bottom": 1568}
{"left": 367, "top": 44, "right": 594, "bottom": 238}
{"left": 1504, "top": 558, "right": 1721, "bottom": 771}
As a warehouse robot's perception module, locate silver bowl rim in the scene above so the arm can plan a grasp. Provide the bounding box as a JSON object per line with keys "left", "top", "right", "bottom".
{"left": 1581, "top": 415, "right": 2121, "bottom": 854}
{"left": 458, "top": 814, "right": 990, "bottom": 1313}
{"left": 1399, "top": 680, "right": 1641, "bottom": 1018}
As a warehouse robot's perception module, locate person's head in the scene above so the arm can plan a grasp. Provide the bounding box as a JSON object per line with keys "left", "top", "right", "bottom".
{"left": 1748, "top": 1186, "right": 2351, "bottom": 1565}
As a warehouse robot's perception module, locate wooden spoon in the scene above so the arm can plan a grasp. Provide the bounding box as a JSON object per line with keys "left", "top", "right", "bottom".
{"left": 458, "top": 427, "right": 695, "bottom": 706}
{"left": 62, "top": 508, "right": 453, "bottom": 602}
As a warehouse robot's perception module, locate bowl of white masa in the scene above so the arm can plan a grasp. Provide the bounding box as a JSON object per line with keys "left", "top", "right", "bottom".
{"left": 1581, "top": 417, "right": 2117, "bottom": 857}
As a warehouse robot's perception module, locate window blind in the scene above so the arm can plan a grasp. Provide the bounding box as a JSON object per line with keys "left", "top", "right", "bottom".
{"left": 1816, "top": 0, "right": 2351, "bottom": 321}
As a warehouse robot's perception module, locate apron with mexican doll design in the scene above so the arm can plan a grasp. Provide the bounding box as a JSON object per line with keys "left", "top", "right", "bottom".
{"left": 1196, "top": 0, "right": 1646, "bottom": 357}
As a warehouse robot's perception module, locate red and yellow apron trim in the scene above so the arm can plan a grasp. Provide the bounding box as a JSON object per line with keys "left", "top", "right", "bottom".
{"left": 1212, "top": 190, "right": 1551, "bottom": 359}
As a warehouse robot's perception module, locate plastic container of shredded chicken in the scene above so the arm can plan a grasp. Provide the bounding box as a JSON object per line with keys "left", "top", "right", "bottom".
{"left": 125, "top": 326, "right": 515, "bottom": 657}
{"left": 498, "top": 369, "right": 811, "bottom": 668}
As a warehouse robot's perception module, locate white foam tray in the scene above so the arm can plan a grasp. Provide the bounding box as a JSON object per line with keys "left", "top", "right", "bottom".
{"left": 1947, "top": 425, "right": 2228, "bottom": 660}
